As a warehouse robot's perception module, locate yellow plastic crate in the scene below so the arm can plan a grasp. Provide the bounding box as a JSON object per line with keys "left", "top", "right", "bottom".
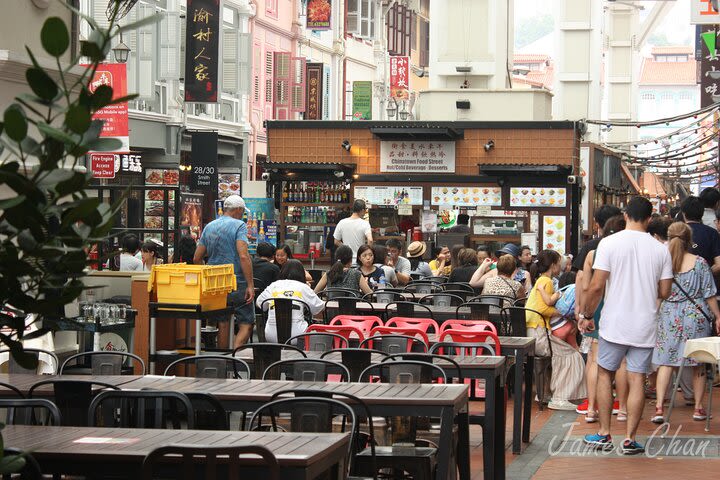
{"left": 148, "top": 263, "right": 237, "bottom": 311}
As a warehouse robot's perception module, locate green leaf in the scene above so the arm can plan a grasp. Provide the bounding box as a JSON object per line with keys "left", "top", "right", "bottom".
{"left": 26, "top": 68, "right": 59, "bottom": 101}
{"left": 37, "top": 169, "right": 74, "bottom": 188}
{"left": 0, "top": 195, "right": 26, "bottom": 210}
{"left": 3, "top": 105, "right": 27, "bottom": 142}
{"left": 86, "top": 137, "right": 122, "bottom": 152}
{"left": 92, "top": 85, "right": 114, "bottom": 110}
{"left": 65, "top": 104, "right": 91, "bottom": 134}
{"left": 55, "top": 171, "right": 90, "bottom": 197}
{"left": 61, "top": 197, "right": 100, "bottom": 227}
{"left": 106, "top": 93, "right": 139, "bottom": 106}
{"left": 24, "top": 46, "right": 42, "bottom": 70}
{"left": 118, "top": 13, "right": 163, "bottom": 34}
{"left": 0, "top": 334, "right": 39, "bottom": 371}
{"left": 80, "top": 41, "right": 104, "bottom": 62}
{"left": 37, "top": 122, "right": 77, "bottom": 145}
{"left": 17, "top": 229, "right": 38, "bottom": 252}
{"left": 72, "top": 223, "right": 92, "bottom": 239}
{"left": 20, "top": 137, "right": 41, "bottom": 157}
{"left": 41, "top": 17, "right": 70, "bottom": 57}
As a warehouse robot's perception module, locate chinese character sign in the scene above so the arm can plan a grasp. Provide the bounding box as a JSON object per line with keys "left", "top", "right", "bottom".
{"left": 691, "top": 0, "right": 720, "bottom": 24}
{"left": 305, "top": 63, "right": 323, "bottom": 120}
{"left": 82, "top": 63, "right": 129, "bottom": 153}
{"left": 390, "top": 56, "right": 409, "bottom": 99}
{"left": 184, "top": 0, "right": 220, "bottom": 102}
{"left": 700, "top": 26, "right": 719, "bottom": 108}
{"left": 380, "top": 141, "right": 456, "bottom": 173}
{"left": 306, "top": 0, "right": 332, "bottom": 30}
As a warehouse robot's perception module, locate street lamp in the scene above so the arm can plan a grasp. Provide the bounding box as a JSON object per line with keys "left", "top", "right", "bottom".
{"left": 398, "top": 101, "right": 409, "bottom": 121}
{"left": 112, "top": 34, "right": 131, "bottom": 63}
{"left": 386, "top": 98, "right": 397, "bottom": 119}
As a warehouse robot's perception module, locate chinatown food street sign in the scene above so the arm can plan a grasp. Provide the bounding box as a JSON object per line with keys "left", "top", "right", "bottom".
{"left": 184, "top": 0, "right": 220, "bottom": 102}
{"left": 380, "top": 141, "right": 455, "bottom": 173}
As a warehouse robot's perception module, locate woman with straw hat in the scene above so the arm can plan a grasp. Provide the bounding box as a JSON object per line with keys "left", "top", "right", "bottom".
{"left": 407, "top": 241, "right": 432, "bottom": 279}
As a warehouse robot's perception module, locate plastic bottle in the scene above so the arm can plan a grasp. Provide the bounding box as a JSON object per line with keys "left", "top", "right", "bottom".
{"left": 378, "top": 275, "right": 387, "bottom": 289}
{"left": 580, "top": 336, "right": 593, "bottom": 354}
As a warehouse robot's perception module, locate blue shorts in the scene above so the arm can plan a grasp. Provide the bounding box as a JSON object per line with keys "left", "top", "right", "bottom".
{"left": 227, "top": 281, "right": 255, "bottom": 325}
{"left": 597, "top": 337, "right": 652, "bottom": 374}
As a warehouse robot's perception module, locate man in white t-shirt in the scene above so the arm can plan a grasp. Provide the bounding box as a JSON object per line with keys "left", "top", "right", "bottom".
{"left": 334, "top": 199, "right": 373, "bottom": 264}
{"left": 580, "top": 196, "right": 672, "bottom": 455}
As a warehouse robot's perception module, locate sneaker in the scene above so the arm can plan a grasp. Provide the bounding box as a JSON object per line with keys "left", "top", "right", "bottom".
{"left": 548, "top": 399, "right": 578, "bottom": 411}
{"left": 585, "top": 411, "right": 599, "bottom": 423}
{"left": 583, "top": 433, "right": 613, "bottom": 450}
{"left": 651, "top": 410, "right": 665, "bottom": 424}
{"left": 621, "top": 439, "right": 645, "bottom": 455}
{"left": 576, "top": 399, "right": 589, "bottom": 414}
{"left": 612, "top": 400, "right": 620, "bottom": 415}
{"left": 693, "top": 408, "right": 710, "bottom": 421}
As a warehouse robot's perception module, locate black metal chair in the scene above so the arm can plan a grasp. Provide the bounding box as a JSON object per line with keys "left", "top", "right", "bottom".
{"left": 441, "top": 282, "right": 475, "bottom": 293}
{"left": 307, "top": 268, "right": 325, "bottom": 286}
{"left": 363, "top": 289, "right": 409, "bottom": 304}
{"left": 455, "top": 301, "right": 492, "bottom": 322}
{"left": 259, "top": 297, "right": 313, "bottom": 344}
{"left": 0, "top": 348, "right": 59, "bottom": 374}
{"left": 141, "top": 445, "right": 280, "bottom": 480}
{"left": 3, "top": 448, "right": 42, "bottom": 480}
{"left": 325, "top": 297, "right": 376, "bottom": 322}
{"left": 0, "top": 398, "right": 61, "bottom": 426}
{"left": 0, "top": 381, "right": 23, "bottom": 398}
{"left": 59, "top": 351, "right": 146, "bottom": 375}
{"left": 418, "top": 292, "right": 465, "bottom": 307}
{"left": 356, "top": 361, "right": 444, "bottom": 480}
{"left": 320, "top": 348, "right": 389, "bottom": 382}
{"left": 381, "top": 353, "right": 463, "bottom": 384}
{"left": 28, "top": 379, "right": 120, "bottom": 426}
{"left": 469, "top": 294, "right": 515, "bottom": 314}
{"left": 248, "top": 397, "right": 357, "bottom": 479}
{"left": 403, "top": 282, "right": 443, "bottom": 295}
{"left": 287, "top": 331, "right": 349, "bottom": 351}
{"left": 163, "top": 355, "right": 250, "bottom": 379}
{"left": 359, "top": 334, "right": 428, "bottom": 354}
{"left": 232, "top": 343, "right": 307, "bottom": 379}
{"left": 318, "top": 287, "right": 361, "bottom": 300}
{"left": 186, "top": 392, "right": 230, "bottom": 430}
{"left": 424, "top": 276, "right": 448, "bottom": 284}
{"left": 262, "top": 358, "right": 350, "bottom": 382}
{"left": 88, "top": 390, "right": 195, "bottom": 429}
{"left": 430, "top": 341, "right": 496, "bottom": 357}
{"left": 384, "top": 301, "right": 434, "bottom": 321}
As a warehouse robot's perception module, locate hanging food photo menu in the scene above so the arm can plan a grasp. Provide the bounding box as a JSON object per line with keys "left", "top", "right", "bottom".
{"left": 431, "top": 186, "right": 501, "bottom": 206}
{"left": 218, "top": 173, "right": 241, "bottom": 200}
{"left": 180, "top": 193, "right": 203, "bottom": 240}
{"left": 144, "top": 169, "right": 178, "bottom": 230}
{"left": 542, "top": 215, "right": 566, "bottom": 255}
{"left": 510, "top": 186, "right": 566, "bottom": 207}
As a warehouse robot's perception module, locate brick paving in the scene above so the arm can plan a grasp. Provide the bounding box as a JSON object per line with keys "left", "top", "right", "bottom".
{"left": 467, "top": 388, "right": 720, "bottom": 479}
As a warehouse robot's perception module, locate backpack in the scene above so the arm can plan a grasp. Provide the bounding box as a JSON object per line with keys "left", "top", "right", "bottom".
{"left": 554, "top": 284, "right": 576, "bottom": 319}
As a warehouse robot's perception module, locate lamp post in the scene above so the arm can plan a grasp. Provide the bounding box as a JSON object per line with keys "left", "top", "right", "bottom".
{"left": 386, "top": 98, "right": 397, "bottom": 120}
{"left": 398, "top": 101, "right": 409, "bottom": 121}
{"left": 112, "top": 33, "right": 131, "bottom": 63}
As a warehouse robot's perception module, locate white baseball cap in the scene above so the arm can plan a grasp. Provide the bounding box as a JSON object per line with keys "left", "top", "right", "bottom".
{"left": 223, "top": 195, "right": 246, "bottom": 210}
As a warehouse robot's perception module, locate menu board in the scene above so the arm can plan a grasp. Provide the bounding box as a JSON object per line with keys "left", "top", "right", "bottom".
{"left": 180, "top": 193, "right": 203, "bottom": 240}
{"left": 542, "top": 215, "right": 566, "bottom": 254}
{"left": 431, "top": 186, "right": 501, "bottom": 206}
{"left": 144, "top": 190, "right": 175, "bottom": 230}
{"left": 218, "top": 173, "right": 241, "bottom": 200}
{"left": 144, "top": 168, "right": 179, "bottom": 186}
{"left": 354, "top": 186, "right": 423, "bottom": 206}
{"left": 510, "top": 187, "right": 566, "bottom": 207}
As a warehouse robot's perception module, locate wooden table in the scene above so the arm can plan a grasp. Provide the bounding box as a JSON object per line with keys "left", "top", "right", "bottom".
{"left": 121, "top": 377, "right": 472, "bottom": 480}
{"left": 0, "top": 374, "right": 142, "bottom": 395}
{"left": 1, "top": 424, "right": 349, "bottom": 480}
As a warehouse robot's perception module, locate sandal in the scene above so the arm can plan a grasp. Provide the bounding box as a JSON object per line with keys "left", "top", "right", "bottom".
{"left": 693, "top": 408, "right": 710, "bottom": 421}
{"left": 617, "top": 410, "right": 627, "bottom": 422}
{"left": 651, "top": 408, "right": 664, "bottom": 424}
{"left": 585, "top": 411, "right": 599, "bottom": 423}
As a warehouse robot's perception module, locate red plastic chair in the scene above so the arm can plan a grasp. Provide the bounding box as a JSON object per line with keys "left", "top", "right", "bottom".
{"left": 330, "top": 315, "right": 384, "bottom": 335}
{"left": 306, "top": 324, "right": 365, "bottom": 345}
{"left": 438, "top": 329, "right": 501, "bottom": 356}
{"left": 368, "top": 326, "right": 429, "bottom": 346}
{"left": 385, "top": 317, "right": 440, "bottom": 334}
{"left": 439, "top": 319, "right": 497, "bottom": 336}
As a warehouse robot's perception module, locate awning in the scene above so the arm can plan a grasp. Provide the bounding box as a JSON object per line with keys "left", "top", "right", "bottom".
{"left": 370, "top": 126, "right": 464, "bottom": 140}
{"left": 620, "top": 163, "right": 641, "bottom": 193}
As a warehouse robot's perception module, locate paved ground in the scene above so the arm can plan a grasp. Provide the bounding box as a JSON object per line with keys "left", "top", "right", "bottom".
{"left": 468, "top": 388, "right": 720, "bottom": 479}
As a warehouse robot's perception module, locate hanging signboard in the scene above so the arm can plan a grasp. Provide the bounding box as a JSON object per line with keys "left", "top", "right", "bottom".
{"left": 306, "top": 0, "right": 332, "bottom": 30}
{"left": 431, "top": 186, "right": 501, "bottom": 206}
{"left": 700, "top": 25, "right": 719, "bottom": 108}
{"left": 184, "top": 0, "right": 220, "bottom": 102}
{"left": 691, "top": 0, "right": 720, "bottom": 24}
{"left": 542, "top": 215, "right": 566, "bottom": 255}
{"left": 305, "top": 63, "right": 323, "bottom": 120}
{"left": 380, "top": 141, "right": 455, "bottom": 173}
{"left": 90, "top": 154, "right": 115, "bottom": 179}
{"left": 190, "top": 131, "right": 218, "bottom": 191}
{"left": 352, "top": 81, "right": 372, "bottom": 120}
{"left": 82, "top": 62, "right": 129, "bottom": 154}
{"left": 389, "top": 56, "right": 409, "bottom": 99}
{"left": 180, "top": 193, "right": 204, "bottom": 240}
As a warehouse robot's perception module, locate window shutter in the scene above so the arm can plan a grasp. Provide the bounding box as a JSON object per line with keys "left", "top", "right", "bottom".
{"left": 347, "top": 0, "right": 359, "bottom": 36}
{"left": 137, "top": 3, "right": 156, "bottom": 98}
{"left": 273, "top": 51, "right": 290, "bottom": 119}
{"left": 118, "top": 5, "right": 137, "bottom": 93}
{"left": 290, "top": 56, "right": 306, "bottom": 113}
{"left": 222, "top": 28, "right": 239, "bottom": 93}
{"left": 159, "top": 11, "right": 181, "bottom": 80}
{"left": 92, "top": 0, "right": 110, "bottom": 30}
{"left": 322, "top": 64, "right": 331, "bottom": 119}
{"left": 387, "top": 5, "right": 396, "bottom": 55}
{"left": 420, "top": 19, "right": 429, "bottom": 68}
{"left": 265, "top": 50, "right": 274, "bottom": 104}
{"left": 238, "top": 33, "right": 251, "bottom": 95}
{"left": 179, "top": 7, "right": 186, "bottom": 80}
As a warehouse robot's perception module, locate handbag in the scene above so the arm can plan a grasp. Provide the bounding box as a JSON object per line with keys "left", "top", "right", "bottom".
{"left": 672, "top": 278, "right": 714, "bottom": 324}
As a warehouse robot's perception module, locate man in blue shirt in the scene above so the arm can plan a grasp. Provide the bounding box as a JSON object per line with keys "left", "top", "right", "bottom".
{"left": 194, "top": 195, "right": 255, "bottom": 348}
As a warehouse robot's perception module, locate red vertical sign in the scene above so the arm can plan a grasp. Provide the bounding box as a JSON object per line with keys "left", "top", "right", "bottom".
{"left": 390, "top": 56, "right": 409, "bottom": 99}
{"left": 84, "top": 63, "right": 129, "bottom": 152}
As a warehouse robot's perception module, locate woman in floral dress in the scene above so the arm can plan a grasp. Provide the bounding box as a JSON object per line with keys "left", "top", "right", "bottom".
{"left": 652, "top": 222, "right": 720, "bottom": 423}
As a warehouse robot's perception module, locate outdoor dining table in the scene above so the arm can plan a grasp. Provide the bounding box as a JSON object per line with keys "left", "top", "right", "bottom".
{"left": 120, "top": 376, "right": 478, "bottom": 480}
{"left": 1, "top": 424, "right": 349, "bottom": 480}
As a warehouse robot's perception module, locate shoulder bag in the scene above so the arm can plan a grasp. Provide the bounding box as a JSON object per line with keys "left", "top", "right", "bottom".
{"left": 672, "top": 278, "right": 714, "bottom": 323}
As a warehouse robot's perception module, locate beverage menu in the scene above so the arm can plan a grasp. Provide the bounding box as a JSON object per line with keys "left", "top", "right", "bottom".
{"left": 354, "top": 186, "right": 423, "bottom": 205}
{"left": 431, "top": 186, "right": 501, "bottom": 206}
{"left": 510, "top": 187, "right": 566, "bottom": 207}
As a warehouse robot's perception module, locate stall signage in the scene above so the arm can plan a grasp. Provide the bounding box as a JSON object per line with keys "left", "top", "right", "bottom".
{"left": 90, "top": 153, "right": 115, "bottom": 179}
{"left": 354, "top": 185, "right": 423, "bottom": 205}
{"left": 432, "top": 186, "right": 500, "bottom": 206}
{"left": 389, "top": 56, "right": 409, "bottom": 99}
{"left": 190, "top": 131, "right": 218, "bottom": 191}
{"left": 380, "top": 141, "right": 455, "bottom": 173}
{"left": 82, "top": 62, "right": 129, "bottom": 153}
{"left": 352, "top": 81, "right": 372, "bottom": 120}
{"left": 691, "top": 0, "right": 720, "bottom": 24}
{"left": 119, "top": 153, "right": 142, "bottom": 173}
{"left": 184, "top": 0, "right": 220, "bottom": 102}
{"left": 306, "top": 0, "right": 332, "bottom": 30}
{"left": 306, "top": 63, "right": 323, "bottom": 120}
{"left": 699, "top": 25, "right": 719, "bottom": 108}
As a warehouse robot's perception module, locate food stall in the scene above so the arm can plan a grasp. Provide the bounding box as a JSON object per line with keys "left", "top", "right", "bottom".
{"left": 265, "top": 121, "right": 582, "bottom": 256}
